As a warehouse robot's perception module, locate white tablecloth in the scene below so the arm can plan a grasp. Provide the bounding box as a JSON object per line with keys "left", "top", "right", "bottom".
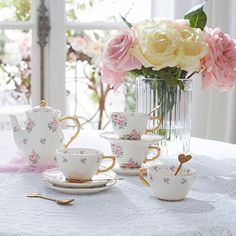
{"left": 0, "top": 130, "right": 236, "bottom": 236}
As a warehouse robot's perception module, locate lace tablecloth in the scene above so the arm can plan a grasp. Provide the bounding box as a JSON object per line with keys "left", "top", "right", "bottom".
{"left": 0, "top": 131, "right": 236, "bottom": 236}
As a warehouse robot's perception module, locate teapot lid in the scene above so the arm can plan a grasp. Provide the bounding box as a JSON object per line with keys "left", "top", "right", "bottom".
{"left": 29, "top": 100, "right": 59, "bottom": 113}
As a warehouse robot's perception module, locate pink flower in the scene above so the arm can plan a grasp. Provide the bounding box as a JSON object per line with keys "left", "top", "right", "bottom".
{"left": 19, "top": 32, "right": 31, "bottom": 59}
{"left": 70, "top": 36, "right": 87, "bottom": 52}
{"left": 101, "top": 29, "right": 142, "bottom": 89}
{"left": 201, "top": 27, "right": 236, "bottom": 92}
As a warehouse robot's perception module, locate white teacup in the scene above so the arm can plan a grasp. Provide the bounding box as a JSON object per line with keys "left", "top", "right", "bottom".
{"left": 56, "top": 148, "right": 115, "bottom": 180}
{"left": 111, "top": 112, "right": 161, "bottom": 140}
{"left": 138, "top": 164, "right": 196, "bottom": 201}
{"left": 110, "top": 138, "right": 160, "bottom": 168}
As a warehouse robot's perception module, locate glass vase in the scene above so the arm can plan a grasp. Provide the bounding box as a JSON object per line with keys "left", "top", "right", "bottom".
{"left": 136, "top": 76, "right": 192, "bottom": 156}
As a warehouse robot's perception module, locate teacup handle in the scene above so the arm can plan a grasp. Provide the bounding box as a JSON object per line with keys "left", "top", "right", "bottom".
{"left": 145, "top": 115, "right": 161, "bottom": 133}
{"left": 138, "top": 168, "right": 150, "bottom": 187}
{"left": 60, "top": 116, "right": 80, "bottom": 148}
{"left": 97, "top": 156, "right": 116, "bottom": 173}
{"left": 144, "top": 146, "right": 161, "bottom": 163}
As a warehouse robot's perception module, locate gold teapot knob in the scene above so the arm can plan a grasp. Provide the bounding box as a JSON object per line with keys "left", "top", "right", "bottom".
{"left": 39, "top": 100, "right": 47, "bottom": 107}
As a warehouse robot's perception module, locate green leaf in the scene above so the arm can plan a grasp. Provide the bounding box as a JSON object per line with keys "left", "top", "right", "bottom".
{"left": 120, "top": 15, "right": 133, "bottom": 28}
{"left": 184, "top": 1, "right": 207, "bottom": 30}
{"left": 90, "top": 91, "right": 99, "bottom": 104}
{"left": 178, "top": 80, "right": 185, "bottom": 91}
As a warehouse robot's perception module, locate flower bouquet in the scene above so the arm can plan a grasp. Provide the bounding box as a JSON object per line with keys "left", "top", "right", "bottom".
{"left": 100, "top": 2, "right": 236, "bottom": 155}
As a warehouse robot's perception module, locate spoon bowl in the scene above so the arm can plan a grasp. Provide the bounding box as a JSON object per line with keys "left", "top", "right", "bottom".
{"left": 174, "top": 154, "right": 192, "bottom": 176}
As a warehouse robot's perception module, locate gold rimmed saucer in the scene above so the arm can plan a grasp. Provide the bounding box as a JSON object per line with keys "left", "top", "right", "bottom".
{"left": 43, "top": 179, "right": 117, "bottom": 194}
{"left": 43, "top": 168, "right": 116, "bottom": 188}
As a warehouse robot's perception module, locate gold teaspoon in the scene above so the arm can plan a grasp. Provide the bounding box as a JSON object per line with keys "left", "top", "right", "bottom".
{"left": 174, "top": 154, "right": 192, "bottom": 176}
{"left": 27, "top": 192, "right": 75, "bottom": 205}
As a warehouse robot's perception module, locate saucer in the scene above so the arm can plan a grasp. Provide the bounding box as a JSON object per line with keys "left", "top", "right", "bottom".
{"left": 44, "top": 179, "right": 116, "bottom": 194}
{"left": 100, "top": 131, "right": 163, "bottom": 144}
{"left": 43, "top": 168, "right": 116, "bottom": 188}
{"left": 113, "top": 166, "right": 139, "bottom": 176}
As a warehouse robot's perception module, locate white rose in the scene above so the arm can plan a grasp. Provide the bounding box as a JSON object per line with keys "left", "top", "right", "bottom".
{"left": 130, "top": 19, "right": 182, "bottom": 70}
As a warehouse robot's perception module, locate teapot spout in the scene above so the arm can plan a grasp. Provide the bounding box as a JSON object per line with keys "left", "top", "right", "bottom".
{"left": 9, "top": 115, "right": 27, "bottom": 150}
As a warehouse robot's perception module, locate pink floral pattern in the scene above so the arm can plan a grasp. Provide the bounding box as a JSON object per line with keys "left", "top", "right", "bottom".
{"left": 111, "top": 143, "right": 123, "bottom": 158}
{"left": 26, "top": 118, "right": 35, "bottom": 133}
{"left": 121, "top": 159, "right": 139, "bottom": 168}
{"left": 121, "top": 129, "right": 141, "bottom": 140}
{"left": 28, "top": 150, "right": 40, "bottom": 165}
{"left": 48, "top": 117, "right": 58, "bottom": 132}
{"left": 111, "top": 114, "right": 127, "bottom": 129}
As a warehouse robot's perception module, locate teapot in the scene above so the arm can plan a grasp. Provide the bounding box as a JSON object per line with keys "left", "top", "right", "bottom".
{"left": 9, "top": 100, "right": 80, "bottom": 167}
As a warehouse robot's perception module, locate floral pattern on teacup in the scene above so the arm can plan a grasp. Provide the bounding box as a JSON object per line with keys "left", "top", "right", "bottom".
{"left": 80, "top": 158, "right": 87, "bottom": 164}
{"left": 48, "top": 117, "right": 58, "bottom": 132}
{"left": 26, "top": 118, "right": 35, "bottom": 133}
{"left": 121, "top": 129, "right": 141, "bottom": 140}
{"left": 121, "top": 159, "right": 140, "bottom": 168}
{"left": 40, "top": 138, "right": 46, "bottom": 145}
{"left": 181, "top": 178, "right": 187, "bottom": 184}
{"left": 60, "top": 137, "right": 64, "bottom": 145}
{"left": 13, "top": 126, "right": 19, "bottom": 132}
{"left": 62, "top": 156, "right": 68, "bottom": 163}
{"left": 149, "top": 174, "right": 153, "bottom": 181}
{"left": 163, "top": 177, "right": 170, "bottom": 184}
{"left": 111, "top": 114, "right": 127, "bottom": 129}
{"left": 28, "top": 150, "right": 40, "bottom": 165}
{"left": 23, "top": 138, "right": 27, "bottom": 145}
{"left": 111, "top": 143, "right": 123, "bottom": 158}
{"left": 54, "top": 156, "right": 57, "bottom": 162}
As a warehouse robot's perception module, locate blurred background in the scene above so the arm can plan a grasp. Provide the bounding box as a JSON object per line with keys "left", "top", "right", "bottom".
{"left": 0, "top": 0, "right": 235, "bottom": 144}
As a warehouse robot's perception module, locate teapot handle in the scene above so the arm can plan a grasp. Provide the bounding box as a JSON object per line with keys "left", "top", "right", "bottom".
{"left": 59, "top": 116, "right": 80, "bottom": 148}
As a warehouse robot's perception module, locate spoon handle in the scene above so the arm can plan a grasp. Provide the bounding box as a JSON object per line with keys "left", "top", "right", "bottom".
{"left": 27, "top": 194, "right": 57, "bottom": 203}
{"left": 174, "top": 163, "right": 182, "bottom": 176}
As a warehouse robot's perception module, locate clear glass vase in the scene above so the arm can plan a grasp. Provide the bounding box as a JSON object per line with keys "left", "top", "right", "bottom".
{"left": 136, "top": 76, "right": 192, "bottom": 156}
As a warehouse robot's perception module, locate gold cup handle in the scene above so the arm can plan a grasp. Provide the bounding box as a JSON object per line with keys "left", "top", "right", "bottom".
{"left": 60, "top": 116, "right": 81, "bottom": 148}
{"left": 144, "top": 146, "right": 161, "bottom": 163}
{"left": 97, "top": 156, "right": 116, "bottom": 173}
{"left": 138, "top": 168, "right": 150, "bottom": 187}
{"left": 145, "top": 115, "right": 161, "bottom": 133}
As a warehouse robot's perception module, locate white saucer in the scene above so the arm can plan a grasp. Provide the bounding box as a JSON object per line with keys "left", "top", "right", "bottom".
{"left": 43, "top": 168, "right": 117, "bottom": 188}
{"left": 44, "top": 179, "right": 116, "bottom": 194}
{"left": 113, "top": 166, "right": 139, "bottom": 176}
{"left": 100, "top": 131, "right": 163, "bottom": 143}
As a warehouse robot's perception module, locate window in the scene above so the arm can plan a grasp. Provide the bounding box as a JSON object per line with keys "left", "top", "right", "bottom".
{"left": 0, "top": 0, "right": 156, "bottom": 130}
{"left": 0, "top": 0, "right": 41, "bottom": 129}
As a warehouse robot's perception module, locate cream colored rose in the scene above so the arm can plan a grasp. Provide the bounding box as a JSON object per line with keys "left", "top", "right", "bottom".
{"left": 178, "top": 28, "right": 208, "bottom": 72}
{"left": 130, "top": 20, "right": 181, "bottom": 70}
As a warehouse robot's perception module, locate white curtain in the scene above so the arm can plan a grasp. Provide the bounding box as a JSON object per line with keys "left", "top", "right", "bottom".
{"left": 155, "top": 0, "right": 236, "bottom": 144}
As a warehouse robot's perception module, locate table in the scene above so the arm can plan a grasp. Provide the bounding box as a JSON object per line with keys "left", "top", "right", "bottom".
{"left": 0, "top": 130, "right": 236, "bottom": 236}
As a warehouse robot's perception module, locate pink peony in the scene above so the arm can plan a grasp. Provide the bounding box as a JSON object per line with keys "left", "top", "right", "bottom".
{"left": 101, "top": 29, "right": 142, "bottom": 89}
{"left": 201, "top": 27, "right": 236, "bottom": 92}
